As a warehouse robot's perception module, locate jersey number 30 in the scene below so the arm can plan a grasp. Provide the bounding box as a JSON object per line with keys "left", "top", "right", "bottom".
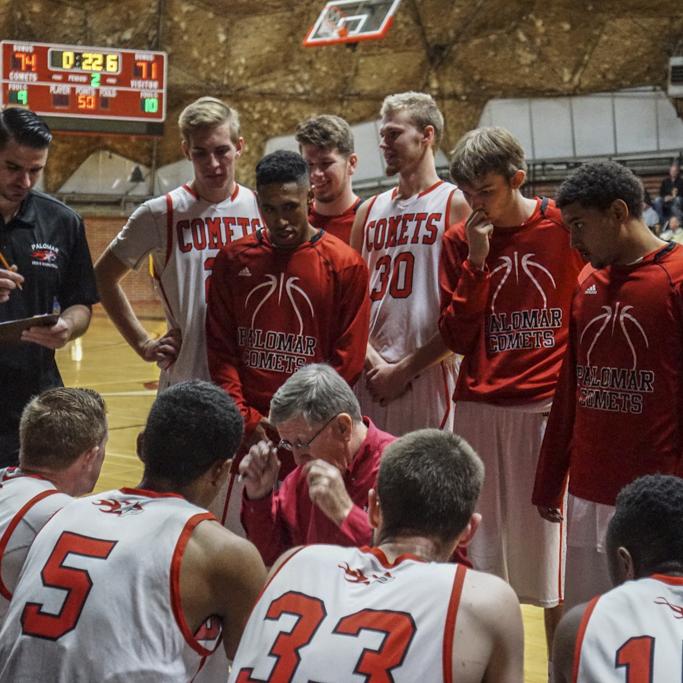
{"left": 20, "top": 531, "right": 117, "bottom": 640}
{"left": 235, "top": 591, "right": 416, "bottom": 682}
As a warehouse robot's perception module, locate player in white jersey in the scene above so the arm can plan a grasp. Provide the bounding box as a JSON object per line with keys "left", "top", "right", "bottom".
{"left": 350, "top": 92, "right": 468, "bottom": 435}
{"left": 95, "top": 96, "right": 262, "bottom": 535}
{"left": 95, "top": 96, "right": 262, "bottom": 388}
{"left": 229, "top": 428, "right": 523, "bottom": 683}
{"left": 0, "top": 381, "right": 266, "bottom": 683}
{"left": 553, "top": 475, "right": 683, "bottom": 683}
{"left": 0, "top": 387, "right": 107, "bottom": 626}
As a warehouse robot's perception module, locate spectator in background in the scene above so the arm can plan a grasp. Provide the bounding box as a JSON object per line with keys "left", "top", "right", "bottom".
{"left": 660, "top": 215, "right": 683, "bottom": 243}
{"left": 642, "top": 190, "right": 660, "bottom": 234}
{"left": 653, "top": 159, "right": 683, "bottom": 224}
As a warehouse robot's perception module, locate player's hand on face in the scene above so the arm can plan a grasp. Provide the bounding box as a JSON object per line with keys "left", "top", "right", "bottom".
{"left": 465, "top": 208, "right": 494, "bottom": 269}
{"left": 0, "top": 267, "right": 24, "bottom": 303}
{"left": 21, "top": 316, "right": 73, "bottom": 349}
{"left": 239, "top": 439, "right": 280, "bottom": 500}
{"left": 304, "top": 459, "right": 353, "bottom": 526}
{"left": 365, "top": 360, "right": 411, "bottom": 405}
{"left": 536, "top": 505, "right": 563, "bottom": 523}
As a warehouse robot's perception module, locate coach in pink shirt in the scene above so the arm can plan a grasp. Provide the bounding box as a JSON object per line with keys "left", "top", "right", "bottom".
{"left": 239, "top": 364, "right": 394, "bottom": 566}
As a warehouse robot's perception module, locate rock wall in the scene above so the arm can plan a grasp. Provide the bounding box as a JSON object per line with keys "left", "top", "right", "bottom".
{"left": 2, "top": 0, "right": 682, "bottom": 189}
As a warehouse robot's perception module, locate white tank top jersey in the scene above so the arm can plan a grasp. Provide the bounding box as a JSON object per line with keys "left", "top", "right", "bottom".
{"left": 360, "top": 180, "right": 458, "bottom": 362}
{"left": 110, "top": 183, "right": 263, "bottom": 389}
{"left": 0, "top": 467, "right": 69, "bottom": 625}
{"left": 0, "top": 488, "right": 225, "bottom": 683}
{"left": 229, "top": 544, "right": 467, "bottom": 683}
{"left": 573, "top": 575, "right": 683, "bottom": 682}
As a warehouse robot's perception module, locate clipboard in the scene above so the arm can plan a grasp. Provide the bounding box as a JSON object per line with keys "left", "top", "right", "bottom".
{"left": 0, "top": 313, "right": 60, "bottom": 344}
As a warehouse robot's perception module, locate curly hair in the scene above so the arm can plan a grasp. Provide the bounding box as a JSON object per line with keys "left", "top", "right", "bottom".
{"left": 607, "top": 474, "right": 683, "bottom": 576}
{"left": 141, "top": 381, "right": 243, "bottom": 487}
{"left": 556, "top": 160, "right": 643, "bottom": 219}
{"left": 256, "top": 150, "right": 309, "bottom": 187}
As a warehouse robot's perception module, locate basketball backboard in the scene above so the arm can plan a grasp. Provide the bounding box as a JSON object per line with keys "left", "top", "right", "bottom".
{"left": 303, "top": 0, "right": 402, "bottom": 47}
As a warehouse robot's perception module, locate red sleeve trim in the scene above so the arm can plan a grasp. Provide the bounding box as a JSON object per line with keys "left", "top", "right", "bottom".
{"left": 260, "top": 546, "right": 306, "bottom": 596}
{"left": 170, "top": 512, "right": 218, "bottom": 656}
{"left": 444, "top": 188, "right": 456, "bottom": 228}
{"left": 361, "top": 546, "right": 425, "bottom": 567}
{"left": 119, "top": 487, "right": 187, "bottom": 500}
{"left": 438, "top": 360, "right": 453, "bottom": 429}
{"left": 417, "top": 179, "right": 444, "bottom": 198}
{"left": 182, "top": 183, "right": 199, "bottom": 200}
{"left": 572, "top": 596, "right": 600, "bottom": 683}
{"left": 164, "top": 192, "right": 175, "bottom": 265}
{"left": 0, "top": 489, "right": 61, "bottom": 600}
{"left": 651, "top": 573, "right": 683, "bottom": 586}
{"left": 361, "top": 194, "right": 379, "bottom": 251}
{"left": 443, "top": 563, "right": 467, "bottom": 683}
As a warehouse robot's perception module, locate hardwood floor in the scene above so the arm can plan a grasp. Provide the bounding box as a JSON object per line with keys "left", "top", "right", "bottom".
{"left": 57, "top": 315, "right": 549, "bottom": 682}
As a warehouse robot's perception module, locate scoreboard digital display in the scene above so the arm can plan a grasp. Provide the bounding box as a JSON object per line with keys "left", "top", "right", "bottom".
{"left": 0, "top": 41, "right": 167, "bottom": 136}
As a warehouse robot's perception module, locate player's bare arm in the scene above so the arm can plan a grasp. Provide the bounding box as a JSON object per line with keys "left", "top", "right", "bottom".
{"left": 239, "top": 439, "right": 280, "bottom": 500}
{"left": 349, "top": 198, "right": 372, "bottom": 253}
{"left": 552, "top": 603, "right": 584, "bottom": 683}
{"left": 365, "top": 332, "right": 450, "bottom": 406}
{"left": 457, "top": 572, "right": 524, "bottom": 683}
{"left": 95, "top": 247, "right": 180, "bottom": 366}
{"left": 21, "top": 303, "right": 91, "bottom": 349}
{"left": 449, "top": 187, "right": 471, "bottom": 227}
{"left": 181, "top": 519, "right": 267, "bottom": 660}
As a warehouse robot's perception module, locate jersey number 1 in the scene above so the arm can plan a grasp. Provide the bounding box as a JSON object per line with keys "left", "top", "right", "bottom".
{"left": 20, "top": 531, "right": 117, "bottom": 640}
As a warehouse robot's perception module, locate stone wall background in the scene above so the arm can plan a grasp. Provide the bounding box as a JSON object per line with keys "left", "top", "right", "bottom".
{"left": 3, "top": 0, "right": 682, "bottom": 190}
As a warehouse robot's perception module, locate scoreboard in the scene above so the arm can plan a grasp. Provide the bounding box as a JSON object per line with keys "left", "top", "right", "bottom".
{"left": 0, "top": 41, "right": 167, "bottom": 136}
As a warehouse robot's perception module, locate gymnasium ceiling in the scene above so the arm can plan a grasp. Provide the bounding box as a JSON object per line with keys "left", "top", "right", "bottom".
{"left": 2, "top": 0, "right": 682, "bottom": 190}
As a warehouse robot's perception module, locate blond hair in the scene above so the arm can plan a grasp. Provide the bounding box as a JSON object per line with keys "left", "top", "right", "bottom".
{"left": 449, "top": 127, "right": 527, "bottom": 186}
{"left": 178, "top": 96, "right": 240, "bottom": 144}
{"left": 380, "top": 91, "right": 444, "bottom": 147}
{"left": 20, "top": 388, "right": 107, "bottom": 470}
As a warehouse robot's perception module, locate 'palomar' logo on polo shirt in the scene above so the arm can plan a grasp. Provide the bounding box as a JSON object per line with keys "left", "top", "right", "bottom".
{"left": 31, "top": 243, "right": 59, "bottom": 269}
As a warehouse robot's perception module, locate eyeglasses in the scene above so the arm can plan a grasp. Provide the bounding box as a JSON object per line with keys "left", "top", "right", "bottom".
{"left": 278, "top": 414, "right": 339, "bottom": 452}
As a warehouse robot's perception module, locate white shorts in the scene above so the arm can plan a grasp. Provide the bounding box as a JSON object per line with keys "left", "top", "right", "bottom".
{"left": 564, "top": 494, "right": 615, "bottom": 610}
{"left": 355, "top": 357, "right": 459, "bottom": 435}
{"left": 454, "top": 401, "right": 566, "bottom": 607}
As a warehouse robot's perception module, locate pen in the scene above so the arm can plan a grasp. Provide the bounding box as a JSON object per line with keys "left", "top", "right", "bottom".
{"left": 0, "top": 250, "right": 23, "bottom": 291}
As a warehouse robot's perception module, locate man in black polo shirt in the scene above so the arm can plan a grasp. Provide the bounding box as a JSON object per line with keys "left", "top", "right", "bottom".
{"left": 0, "top": 108, "right": 98, "bottom": 466}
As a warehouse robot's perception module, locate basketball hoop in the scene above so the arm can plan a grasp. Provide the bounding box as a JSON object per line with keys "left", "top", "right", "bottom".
{"left": 303, "top": 0, "right": 402, "bottom": 47}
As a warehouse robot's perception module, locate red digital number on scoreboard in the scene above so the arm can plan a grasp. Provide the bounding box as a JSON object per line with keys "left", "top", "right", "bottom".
{"left": 0, "top": 41, "right": 167, "bottom": 123}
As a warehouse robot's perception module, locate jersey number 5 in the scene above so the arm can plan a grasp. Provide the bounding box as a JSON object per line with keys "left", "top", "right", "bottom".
{"left": 20, "top": 531, "right": 117, "bottom": 640}
{"left": 235, "top": 591, "right": 416, "bottom": 682}
{"left": 370, "top": 252, "right": 415, "bottom": 301}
